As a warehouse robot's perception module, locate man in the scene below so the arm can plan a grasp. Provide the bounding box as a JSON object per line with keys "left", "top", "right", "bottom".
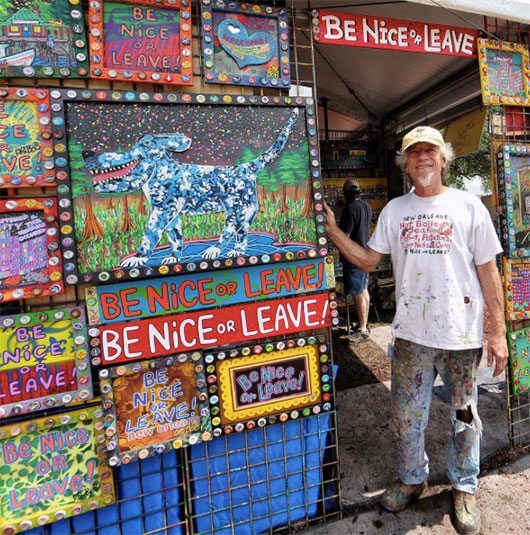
{"left": 324, "top": 126, "right": 508, "bottom": 535}
{"left": 339, "top": 179, "right": 372, "bottom": 342}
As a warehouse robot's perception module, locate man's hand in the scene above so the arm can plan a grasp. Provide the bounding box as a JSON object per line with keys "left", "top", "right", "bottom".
{"left": 487, "top": 332, "right": 508, "bottom": 378}
{"left": 323, "top": 201, "right": 338, "bottom": 235}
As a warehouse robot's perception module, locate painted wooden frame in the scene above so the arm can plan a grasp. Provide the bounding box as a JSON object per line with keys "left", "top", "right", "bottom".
{"left": 0, "top": 407, "right": 115, "bottom": 534}
{"left": 48, "top": 88, "right": 326, "bottom": 286}
{"left": 0, "top": 0, "right": 89, "bottom": 79}
{"left": 99, "top": 353, "right": 211, "bottom": 465}
{"left": 0, "top": 87, "right": 56, "bottom": 188}
{"left": 88, "top": 291, "right": 336, "bottom": 366}
{"left": 508, "top": 326, "right": 530, "bottom": 395}
{"left": 503, "top": 258, "right": 530, "bottom": 320}
{"left": 88, "top": 0, "right": 192, "bottom": 85}
{"left": 497, "top": 143, "right": 530, "bottom": 258}
{"left": 477, "top": 38, "right": 530, "bottom": 106}
{"left": 0, "top": 197, "right": 64, "bottom": 303}
{"left": 204, "top": 335, "right": 333, "bottom": 437}
{"left": 0, "top": 306, "right": 92, "bottom": 419}
{"left": 201, "top": 0, "right": 290, "bottom": 88}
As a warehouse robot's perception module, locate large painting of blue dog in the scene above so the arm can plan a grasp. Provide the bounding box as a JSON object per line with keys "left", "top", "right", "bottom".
{"left": 60, "top": 94, "right": 323, "bottom": 283}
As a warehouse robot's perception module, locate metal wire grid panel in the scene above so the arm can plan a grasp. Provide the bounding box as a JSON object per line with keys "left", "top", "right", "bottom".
{"left": 0, "top": 1, "right": 342, "bottom": 533}
{"left": 488, "top": 103, "right": 530, "bottom": 446}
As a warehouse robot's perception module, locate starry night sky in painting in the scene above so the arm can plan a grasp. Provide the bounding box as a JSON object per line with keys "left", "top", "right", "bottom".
{"left": 64, "top": 102, "right": 309, "bottom": 166}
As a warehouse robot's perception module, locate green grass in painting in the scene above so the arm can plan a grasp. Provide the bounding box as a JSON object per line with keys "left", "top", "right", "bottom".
{"left": 75, "top": 196, "right": 316, "bottom": 272}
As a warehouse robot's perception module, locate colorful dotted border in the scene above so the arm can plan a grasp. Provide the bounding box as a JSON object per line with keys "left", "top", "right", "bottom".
{"left": 201, "top": 0, "right": 291, "bottom": 89}
{"left": 503, "top": 257, "right": 530, "bottom": 320}
{"left": 497, "top": 144, "right": 530, "bottom": 258}
{"left": 204, "top": 334, "right": 333, "bottom": 437}
{"left": 88, "top": 0, "right": 193, "bottom": 85}
{"left": 0, "top": 407, "right": 115, "bottom": 534}
{"left": 0, "top": 306, "right": 93, "bottom": 419}
{"left": 0, "top": 197, "right": 64, "bottom": 303}
{"left": 0, "top": 0, "right": 89, "bottom": 79}
{"left": 0, "top": 87, "right": 56, "bottom": 188}
{"left": 99, "top": 352, "right": 211, "bottom": 466}
{"left": 508, "top": 326, "right": 530, "bottom": 395}
{"left": 48, "top": 88, "right": 327, "bottom": 286}
{"left": 477, "top": 38, "right": 530, "bottom": 107}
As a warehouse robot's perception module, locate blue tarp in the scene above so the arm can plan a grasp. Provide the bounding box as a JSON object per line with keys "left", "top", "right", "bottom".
{"left": 190, "top": 413, "right": 333, "bottom": 534}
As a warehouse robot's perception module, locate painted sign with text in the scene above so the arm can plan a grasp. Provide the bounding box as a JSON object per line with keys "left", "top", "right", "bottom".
{"left": 99, "top": 353, "right": 211, "bottom": 465}
{"left": 0, "top": 407, "right": 115, "bottom": 534}
{"left": 503, "top": 258, "right": 530, "bottom": 320}
{"left": 205, "top": 335, "right": 332, "bottom": 435}
{"left": 88, "top": 0, "right": 193, "bottom": 85}
{"left": 89, "top": 292, "right": 335, "bottom": 366}
{"left": 508, "top": 326, "right": 530, "bottom": 395}
{"left": 0, "top": 88, "right": 56, "bottom": 188}
{"left": 0, "top": 197, "right": 64, "bottom": 303}
{"left": 85, "top": 257, "right": 334, "bottom": 325}
{"left": 312, "top": 10, "right": 478, "bottom": 57}
{"left": 0, "top": 306, "right": 92, "bottom": 419}
{"left": 478, "top": 39, "right": 530, "bottom": 107}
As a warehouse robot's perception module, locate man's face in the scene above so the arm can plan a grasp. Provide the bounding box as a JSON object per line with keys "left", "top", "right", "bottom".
{"left": 405, "top": 142, "right": 446, "bottom": 188}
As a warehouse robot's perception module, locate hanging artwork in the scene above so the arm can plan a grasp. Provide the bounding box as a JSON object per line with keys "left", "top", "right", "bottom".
{"left": 49, "top": 89, "right": 325, "bottom": 286}
{"left": 477, "top": 38, "right": 530, "bottom": 106}
{"left": 497, "top": 144, "right": 530, "bottom": 257}
{"left": 0, "top": 0, "right": 89, "bottom": 78}
{"left": 0, "top": 306, "right": 92, "bottom": 419}
{"left": 88, "top": 0, "right": 192, "bottom": 85}
{"left": 0, "top": 407, "right": 115, "bottom": 533}
{"left": 0, "top": 197, "right": 64, "bottom": 303}
{"left": 204, "top": 335, "right": 333, "bottom": 435}
{"left": 85, "top": 256, "right": 334, "bottom": 325}
{"left": 89, "top": 291, "right": 334, "bottom": 366}
{"left": 201, "top": 0, "right": 290, "bottom": 88}
{"left": 508, "top": 326, "right": 530, "bottom": 395}
{"left": 0, "top": 87, "right": 56, "bottom": 188}
{"left": 99, "top": 353, "right": 211, "bottom": 465}
{"left": 320, "top": 141, "right": 376, "bottom": 170}
{"left": 503, "top": 258, "right": 530, "bottom": 320}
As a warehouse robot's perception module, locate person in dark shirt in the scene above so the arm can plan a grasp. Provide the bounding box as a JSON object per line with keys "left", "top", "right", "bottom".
{"left": 339, "top": 179, "right": 373, "bottom": 342}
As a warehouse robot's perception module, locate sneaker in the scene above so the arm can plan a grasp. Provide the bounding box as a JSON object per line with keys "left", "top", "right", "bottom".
{"left": 349, "top": 329, "right": 370, "bottom": 344}
{"left": 380, "top": 480, "right": 428, "bottom": 512}
{"left": 453, "top": 489, "right": 480, "bottom": 535}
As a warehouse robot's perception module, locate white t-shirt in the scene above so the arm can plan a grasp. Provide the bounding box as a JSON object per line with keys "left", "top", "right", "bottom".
{"left": 368, "top": 188, "right": 502, "bottom": 350}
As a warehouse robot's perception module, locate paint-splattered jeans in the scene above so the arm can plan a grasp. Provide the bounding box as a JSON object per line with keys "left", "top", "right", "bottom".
{"left": 391, "top": 338, "right": 482, "bottom": 494}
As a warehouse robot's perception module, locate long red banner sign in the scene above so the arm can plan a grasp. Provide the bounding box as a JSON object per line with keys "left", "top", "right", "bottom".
{"left": 313, "top": 10, "right": 478, "bottom": 57}
{"left": 93, "top": 293, "right": 332, "bottom": 365}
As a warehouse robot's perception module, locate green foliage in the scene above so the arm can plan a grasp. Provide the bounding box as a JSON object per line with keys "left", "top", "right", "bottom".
{"left": 445, "top": 123, "right": 492, "bottom": 193}
{"left": 75, "top": 194, "right": 317, "bottom": 271}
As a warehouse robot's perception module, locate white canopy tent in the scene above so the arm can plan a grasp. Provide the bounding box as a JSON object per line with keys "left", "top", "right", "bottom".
{"left": 406, "top": 0, "right": 530, "bottom": 26}
{"left": 294, "top": 0, "right": 529, "bottom": 135}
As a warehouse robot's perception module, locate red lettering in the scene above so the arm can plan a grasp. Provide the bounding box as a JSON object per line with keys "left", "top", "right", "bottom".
{"left": 100, "top": 292, "right": 122, "bottom": 321}
{"left": 120, "top": 287, "right": 141, "bottom": 318}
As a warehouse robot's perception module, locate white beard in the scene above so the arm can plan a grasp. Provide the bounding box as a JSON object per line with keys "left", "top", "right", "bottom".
{"left": 416, "top": 172, "right": 435, "bottom": 188}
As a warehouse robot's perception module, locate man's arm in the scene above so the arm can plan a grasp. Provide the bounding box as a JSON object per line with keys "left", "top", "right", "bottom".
{"left": 476, "top": 259, "right": 508, "bottom": 377}
{"left": 324, "top": 201, "right": 383, "bottom": 272}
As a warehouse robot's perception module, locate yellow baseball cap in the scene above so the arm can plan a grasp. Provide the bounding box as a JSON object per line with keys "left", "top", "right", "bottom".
{"left": 401, "top": 126, "right": 446, "bottom": 152}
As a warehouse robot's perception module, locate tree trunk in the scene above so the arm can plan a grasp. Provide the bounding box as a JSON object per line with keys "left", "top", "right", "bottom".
{"left": 81, "top": 195, "right": 103, "bottom": 240}
{"left": 120, "top": 195, "right": 133, "bottom": 232}
{"left": 281, "top": 185, "right": 288, "bottom": 212}
{"left": 138, "top": 196, "right": 147, "bottom": 215}
{"left": 301, "top": 186, "right": 313, "bottom": 218}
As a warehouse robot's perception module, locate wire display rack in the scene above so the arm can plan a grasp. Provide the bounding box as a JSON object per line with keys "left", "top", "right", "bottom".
{"left": 0, "top": 1, "right": 342, "bottom": 533}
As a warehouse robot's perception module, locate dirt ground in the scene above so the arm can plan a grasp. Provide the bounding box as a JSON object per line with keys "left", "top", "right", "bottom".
{"left": 332, "top": 324, "right": 391, "bottom": 391}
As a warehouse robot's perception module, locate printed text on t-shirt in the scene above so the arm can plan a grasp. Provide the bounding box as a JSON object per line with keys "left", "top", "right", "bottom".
{"left": 399, "top": 213, "right": 453, "bottom": 254}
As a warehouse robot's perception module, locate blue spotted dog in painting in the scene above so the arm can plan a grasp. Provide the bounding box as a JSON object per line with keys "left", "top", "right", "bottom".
{"left": 82, "top": 109, "right": 299, "bottom": 267}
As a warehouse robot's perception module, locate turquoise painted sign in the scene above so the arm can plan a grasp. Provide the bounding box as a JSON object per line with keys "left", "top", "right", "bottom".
{"left": 86, "top": 257, "right": 335, "bottom": 325}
